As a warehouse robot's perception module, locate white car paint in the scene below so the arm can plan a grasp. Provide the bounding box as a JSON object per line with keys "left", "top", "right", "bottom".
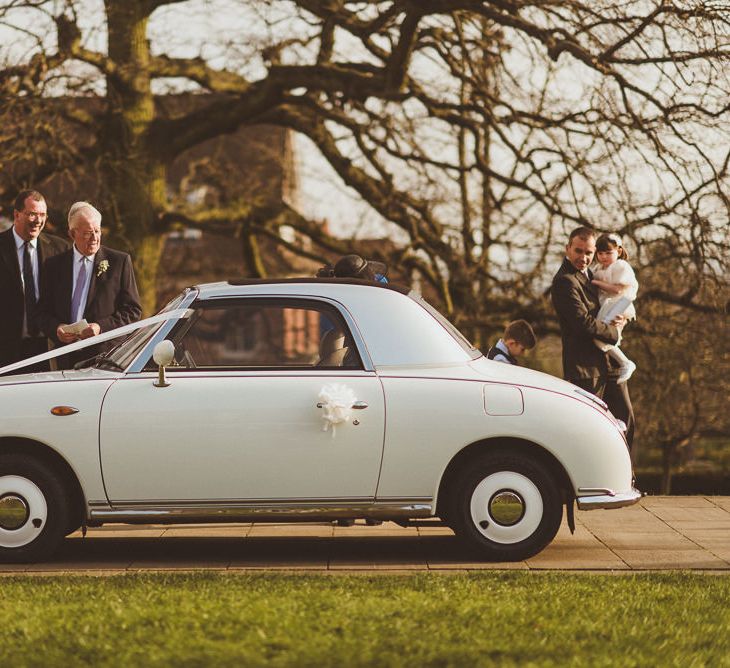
{"left": 0, "top": 279, "right": 638, "bottom": 562}
{"left": 99, "top": 372, "right": 385, "bottom": 502}
{"left": 0, "top": 370, "right": 118, "bottom": 501}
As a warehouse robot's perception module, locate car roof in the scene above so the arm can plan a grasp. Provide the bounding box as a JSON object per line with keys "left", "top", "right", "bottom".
{"left": 192, "top": 278, "right": 410, "bottom": 300}
{"left": 188, "top": 279, "right": 475, "bottom": 368}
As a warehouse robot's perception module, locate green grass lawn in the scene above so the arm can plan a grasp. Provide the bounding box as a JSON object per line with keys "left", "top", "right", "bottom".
{"left": 1, "top": 572, "right": 728, "bottom": 666}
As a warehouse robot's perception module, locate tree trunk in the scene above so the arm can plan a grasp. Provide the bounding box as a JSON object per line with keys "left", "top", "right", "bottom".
{"left": 242, "top": 227, "right": 267, "bottom": 279}
{"left": 134, "top": 232, "right": 166, "bottom": 315}
{"left": 100, "top": 0, "right": 165, "bottom": 315}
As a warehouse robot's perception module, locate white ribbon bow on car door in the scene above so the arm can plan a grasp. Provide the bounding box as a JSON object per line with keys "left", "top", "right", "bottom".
{"left": 317, "top": 383, "right": 357, "bottom": 437}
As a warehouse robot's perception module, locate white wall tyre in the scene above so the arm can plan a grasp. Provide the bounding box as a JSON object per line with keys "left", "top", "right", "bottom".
{"left": 0, "top": 455, "right": 69, "bottom": 563}
{"left": 450, "top": 453, "right": 563, "bottom": 561}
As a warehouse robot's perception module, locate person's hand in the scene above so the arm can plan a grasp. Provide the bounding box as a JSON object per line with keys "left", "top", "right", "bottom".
{"left": 56, "top": 325, "right": 78, "bottom": 344}
{"left": 611, "top": 314, "right": 627, "bottom": 331}
{"left": 80, "top": 323, "right": 101, "bottom": 339}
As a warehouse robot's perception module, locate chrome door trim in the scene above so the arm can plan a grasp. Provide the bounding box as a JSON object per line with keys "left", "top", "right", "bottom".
{"left": 87, "top": 498, "right": 433, "bottom": 523}
{"left": 121, "top": 370, "right": 378, "bottom": 381}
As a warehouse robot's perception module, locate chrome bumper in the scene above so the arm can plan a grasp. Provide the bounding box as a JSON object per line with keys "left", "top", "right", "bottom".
{"left": 576, "top": 488, "right": 642, "bottom": 511}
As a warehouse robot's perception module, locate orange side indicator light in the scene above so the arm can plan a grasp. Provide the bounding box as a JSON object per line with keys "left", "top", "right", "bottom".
{"left": 50, "top": 406, "right": 79, "bottom": 417}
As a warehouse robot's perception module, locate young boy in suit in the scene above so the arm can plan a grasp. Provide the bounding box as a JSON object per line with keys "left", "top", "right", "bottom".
{"left": 487, "top": 320, "right": 536, "bottom": 365}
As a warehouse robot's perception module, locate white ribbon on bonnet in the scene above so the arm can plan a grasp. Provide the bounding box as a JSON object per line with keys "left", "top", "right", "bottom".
{"left": 318, "top": 383, "right": 357, "bottom": 437}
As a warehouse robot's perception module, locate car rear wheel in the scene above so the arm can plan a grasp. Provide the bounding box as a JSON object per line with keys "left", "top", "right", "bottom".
{"left": 0, "top": 455, "right": 69, "bottom": 563}
{"left": 449, "top": 453, "right": 563, "bottom": 561}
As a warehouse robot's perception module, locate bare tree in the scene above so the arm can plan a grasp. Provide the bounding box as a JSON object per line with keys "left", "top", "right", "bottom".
{"left": 0, "top": 0, "right": 727, "bottom": 326}
{"left": 630, "top": 236, "right": 729, "bottom": 491}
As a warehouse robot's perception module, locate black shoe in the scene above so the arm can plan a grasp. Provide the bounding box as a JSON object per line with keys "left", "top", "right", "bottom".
{"left": 336, "top": 519, "right": 355, "bottom": 527}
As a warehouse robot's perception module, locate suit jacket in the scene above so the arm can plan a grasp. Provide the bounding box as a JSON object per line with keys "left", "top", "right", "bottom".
{"left": 39, "top": 245, "right": 142, "bottom": 365}
{"left": 550, "top": 258, "right": 619, "bottom": 381}
{"left": 0, "top": 227, "right": 69, "bottom": 366}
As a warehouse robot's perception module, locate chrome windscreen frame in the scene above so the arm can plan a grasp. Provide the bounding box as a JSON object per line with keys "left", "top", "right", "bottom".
{"left": 126, "top": 287, "right": 199, "bottom": 374}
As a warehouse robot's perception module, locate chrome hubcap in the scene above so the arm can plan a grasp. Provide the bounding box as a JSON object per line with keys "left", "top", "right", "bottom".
{"left": 0, "top": 494, "right": 29, "bottom": 530}
{"left": 489, "top": 490, "right": 525, "bottom": 526}
{"left": 470, "top": 471, "right": 543, "bottom": 544}
{"left": 0, "top": 476, "right": 47, "bottom": 548}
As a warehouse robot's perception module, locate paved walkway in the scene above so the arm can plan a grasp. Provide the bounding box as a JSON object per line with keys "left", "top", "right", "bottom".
{"left": 3, "top": 496, "right": 730, "bottom": 574}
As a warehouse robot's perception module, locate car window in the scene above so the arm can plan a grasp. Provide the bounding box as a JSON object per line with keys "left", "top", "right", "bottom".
{"left": 154, "top": 299, "right": 361, "bottom": 370}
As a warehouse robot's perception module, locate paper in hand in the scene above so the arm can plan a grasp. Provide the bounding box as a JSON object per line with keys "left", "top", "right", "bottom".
{"left": 60, "top": 319, "right": 89, "bottom": 335}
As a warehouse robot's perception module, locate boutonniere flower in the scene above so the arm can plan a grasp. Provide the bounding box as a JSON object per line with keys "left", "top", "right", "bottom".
{"left": 96, "top": 260, "right": 110, "bottom": 277}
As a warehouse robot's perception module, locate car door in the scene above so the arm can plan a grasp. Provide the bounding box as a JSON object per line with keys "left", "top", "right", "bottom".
{"left": 98, "top": 297, "right": 385, "bottom": 504}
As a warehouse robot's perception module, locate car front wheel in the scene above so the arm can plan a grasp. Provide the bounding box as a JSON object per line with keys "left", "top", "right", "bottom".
{"left": 0, "top": 455, "right": 69, "bottom": 563}
{"left": 450, "top": 453, "right": 563, "bottom": 561}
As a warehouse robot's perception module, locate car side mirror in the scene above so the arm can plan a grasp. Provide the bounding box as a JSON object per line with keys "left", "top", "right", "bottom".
{"left": 152, "top": 340, "right": 175, "bottom": 388}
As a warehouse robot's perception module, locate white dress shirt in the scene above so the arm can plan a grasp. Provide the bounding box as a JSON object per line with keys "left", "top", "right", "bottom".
{"left": 491, "top": 339, "right": 513, "bottom": 364}
{"left": 71, "top": 246, "right": 96, "bottom": 323}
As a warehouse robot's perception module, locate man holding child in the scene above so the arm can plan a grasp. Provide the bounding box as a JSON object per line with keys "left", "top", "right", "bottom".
{"left": 550, "top": 226, "right": 635, "bottom": 450}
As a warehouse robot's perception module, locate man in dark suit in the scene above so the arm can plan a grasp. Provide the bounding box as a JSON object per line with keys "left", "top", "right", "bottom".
{"left": 551, "top": 226, "right": 635, "bottom": 450}
{"left": 0, "top": 190, "right": 69, "bottom": 371}
{"left": 39, "top": 201, "right": 142, "bottom": 368}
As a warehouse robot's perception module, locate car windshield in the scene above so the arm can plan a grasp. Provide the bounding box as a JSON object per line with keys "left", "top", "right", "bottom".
{"left": 101, "top": 323, "right": 163, "bottom": 370}
{"left": 96, "top": 291, "right": 190, "bottom": 371}
{"left": 409, "top": 292, "right": 481, "bottom": 359}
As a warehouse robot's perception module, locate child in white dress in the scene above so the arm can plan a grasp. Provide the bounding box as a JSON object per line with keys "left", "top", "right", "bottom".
{"left": 591, "top": 233, "right": 638, "bottom": 384}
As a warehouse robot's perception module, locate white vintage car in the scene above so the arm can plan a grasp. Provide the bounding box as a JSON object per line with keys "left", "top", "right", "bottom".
{"left": 0, "top": 279, "right": 639, "bottom": 563}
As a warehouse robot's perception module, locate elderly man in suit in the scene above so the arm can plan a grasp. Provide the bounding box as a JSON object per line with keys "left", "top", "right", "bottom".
{"left": 551, "top": 226, "right": 635, "bottom": 450}
{"left": 0, "top": 190, "right": 69, "bottom": 371}
{"left": 39, "top": 201, "right": 142, "bottom": 368}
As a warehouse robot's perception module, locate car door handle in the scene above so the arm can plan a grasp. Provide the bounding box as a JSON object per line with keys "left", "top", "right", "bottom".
{"left": 316, "top": 401, "right": 369, "bottom": 409}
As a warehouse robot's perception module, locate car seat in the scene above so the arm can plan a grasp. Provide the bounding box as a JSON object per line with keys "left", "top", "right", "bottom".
{"left": 318, "top": 328, "right": 348, "bottom": 367}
